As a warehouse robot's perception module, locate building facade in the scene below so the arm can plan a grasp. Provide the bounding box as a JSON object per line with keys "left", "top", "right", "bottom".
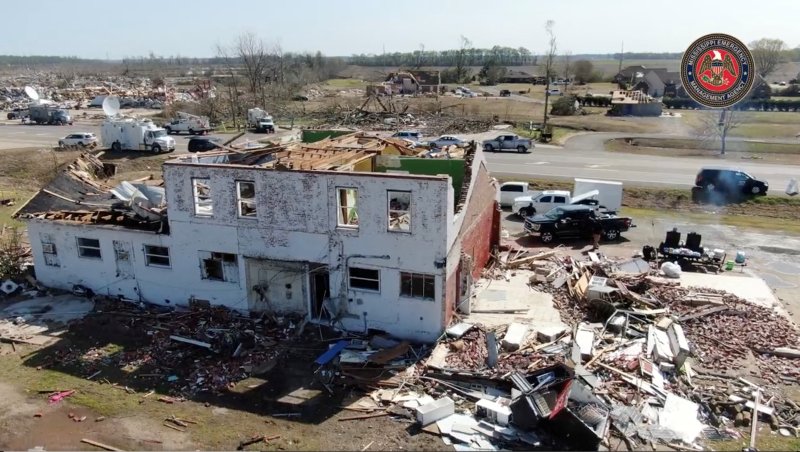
{"left": 18, "top": 137, "right": 498, "bottom": 343}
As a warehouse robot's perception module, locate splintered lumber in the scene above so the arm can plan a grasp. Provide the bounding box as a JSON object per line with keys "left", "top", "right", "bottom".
{"left": 80, "top": 439, "right": 123, "bottom": 451}
{"left": 507, "top": 250, "right": 559, "bottom": 267}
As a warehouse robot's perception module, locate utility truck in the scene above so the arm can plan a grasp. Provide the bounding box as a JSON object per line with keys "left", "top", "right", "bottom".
{"left": 28, "top": 104, "right": 72, "bottom": 125}
{"left": 99, "top": 97, "right": 175, "bottom": 153}
{"left": 247, "top": 108, "right": 275, "bottom": 132}
{"left": 163, "top": 112, "right": 211, "bottom": 135}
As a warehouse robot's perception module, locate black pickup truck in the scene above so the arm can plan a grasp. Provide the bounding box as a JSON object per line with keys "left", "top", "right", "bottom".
{"left": 523, "top": 205, "right": 634, "bottom": 244}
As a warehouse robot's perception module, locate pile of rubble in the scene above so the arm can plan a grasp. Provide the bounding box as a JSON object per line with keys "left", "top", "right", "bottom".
{"left": 327, "top": 247, "right": 796, "bottom": 450}
{"left": 47, "top": 298, "right": 305, "bottom": 395}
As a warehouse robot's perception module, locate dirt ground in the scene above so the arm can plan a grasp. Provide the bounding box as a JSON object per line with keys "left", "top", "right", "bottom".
{"left": 0, "top": 304, "right": 447, "bottom": 451}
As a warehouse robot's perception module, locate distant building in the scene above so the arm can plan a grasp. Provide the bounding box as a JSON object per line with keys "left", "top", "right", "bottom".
{"left": 614, "top": 66, "right": 682, "bottom": 97}
{"left": 609, "top": 90, "right": 662, "bottom": 116}
{"left": 383, "top": 70, "right": 443, "bottom": 95}
{"left": 498, "top": 70, "right": 536, "bottom": 84}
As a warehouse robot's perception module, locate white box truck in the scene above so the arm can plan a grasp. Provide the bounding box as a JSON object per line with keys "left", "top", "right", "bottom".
{"left": 573, "top": 178, "right": 623, "bottom": 212}
{"left": 163, "top": 112, "right": 211, "bottom": 135}
{"left": 101, "top": 117, "right": 175, "bottom": 153}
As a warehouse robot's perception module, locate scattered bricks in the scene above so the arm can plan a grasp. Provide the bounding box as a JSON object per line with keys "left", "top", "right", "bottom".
{"left": 415, "top": 396, "right": 454, "bottom": 426}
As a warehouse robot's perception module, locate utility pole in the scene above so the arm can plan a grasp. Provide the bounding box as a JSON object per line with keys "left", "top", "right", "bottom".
{"left": 618, "top": 41, "right": 624, "bottom": 74}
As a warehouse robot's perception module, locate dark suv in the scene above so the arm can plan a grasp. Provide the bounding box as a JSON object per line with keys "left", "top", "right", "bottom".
{"left": 188, "top": 137, "right": 221, "bottom": 153}
{"left": 694, "top": 167, "right": 768, "bottom": 196}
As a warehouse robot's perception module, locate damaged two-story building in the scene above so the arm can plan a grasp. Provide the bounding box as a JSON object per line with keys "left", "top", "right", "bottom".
{"left": 14, "top": 133, "right": 500, "bottom": 342}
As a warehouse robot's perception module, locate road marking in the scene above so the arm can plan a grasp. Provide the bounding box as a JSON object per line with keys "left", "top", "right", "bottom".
{"left": 585, "top": 164, "right": 610, "bottom": 168}
{"left": 35, "top": 133, "right": 48, "bottom": 136}
{"left": 525, "top": 161, "right": 549, "bottom": 165}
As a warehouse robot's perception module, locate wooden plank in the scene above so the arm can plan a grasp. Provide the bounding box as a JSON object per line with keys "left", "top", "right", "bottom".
{"left": 80, "top": 439, "right": 123, "bottom": 451}
{"left": 338, "top": 412, "right": 390, "bottom": 421}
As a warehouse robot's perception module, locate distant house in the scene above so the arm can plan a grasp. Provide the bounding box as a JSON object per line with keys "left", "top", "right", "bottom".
{"left": 384, "top": 70, "right": 443, "bottom": 95}
{"left": 614, "top": 65, "right": 681, "bottom": 97}
{"left": 499, "top": 70, "right": 536, "bottom": 84}
{"left": 613, "top": 65, "right": 648, "bottom": 85}
{"left": 643, "top": 69, "right": 681, "bottom": 97}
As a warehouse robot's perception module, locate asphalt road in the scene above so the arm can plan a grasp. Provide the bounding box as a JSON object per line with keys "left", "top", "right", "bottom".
{"left": 481, "top": 132, "right": 800, "bottom": 194}
{"left": 0, "top": 120, "right": 293, "bottom": 154}
{"left": 1, "top": 120, "right": 797, "bottom": 193}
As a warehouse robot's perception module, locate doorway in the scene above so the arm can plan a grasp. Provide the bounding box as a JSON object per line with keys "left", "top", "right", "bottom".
{"left": 309, "top": 265, "right": 330, "bottom": 319}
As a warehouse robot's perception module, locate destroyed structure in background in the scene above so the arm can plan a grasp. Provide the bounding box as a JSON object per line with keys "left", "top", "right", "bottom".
{"left": 13, "top": 133, "right": 499, "bottom": 342}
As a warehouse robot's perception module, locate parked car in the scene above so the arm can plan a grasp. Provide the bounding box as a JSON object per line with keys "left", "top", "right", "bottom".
{"left": 58, "top": 132, "right": 98, "bottom": 148}
{"left": 188, "top": 137, "right": 222, "bottom": 153}
{"left": 547, "top": 88, "right": 563, "bottom": 96}
{"left": 391, "top": 130, "right": 423, "bottom": 143}
{"left": 426, "top": 135, "right": 466, "bottom": 149}
{"left": 497, "top": 181, "right": 532, "bottom": 207}
{"left": 482, "top": 134, "right": 533, "bottom": 153}
{"left": 694, "top": 167, "right": 768, "bottom": 196}
{"left": 524, "top": 205, "right": 634, "bottom": 244}
{"left": 499, "top": 89, "right": 512, "bottom": 97}
{"left": 512, "top": 189, "right": 600, "bottom": 218}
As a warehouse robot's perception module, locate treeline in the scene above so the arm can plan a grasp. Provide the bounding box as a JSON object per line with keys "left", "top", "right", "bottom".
{"left": 0, "top": 55, "right": 104, "bottom": 65}
{"left": 349, "top": 46, "right": 537, "bottom": 67}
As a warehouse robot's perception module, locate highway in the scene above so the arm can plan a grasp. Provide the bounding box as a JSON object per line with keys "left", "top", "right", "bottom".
{"left": 481, "top": 132, "right": 799, "bottom": 193}
{"left": 1, "top": 120, "right": 797, "bottom": 193}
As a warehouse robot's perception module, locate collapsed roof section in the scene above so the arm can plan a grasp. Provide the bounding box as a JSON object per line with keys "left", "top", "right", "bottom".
{"left": 13, "top": 153, "right": 166, "bottom": 232}
{"left": 170, "top": 132, "right": 423, "bottom": 171}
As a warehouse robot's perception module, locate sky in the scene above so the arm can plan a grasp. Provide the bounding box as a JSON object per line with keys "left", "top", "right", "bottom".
{"left": 4, "top": 0, "right": 800, "bottom": 59}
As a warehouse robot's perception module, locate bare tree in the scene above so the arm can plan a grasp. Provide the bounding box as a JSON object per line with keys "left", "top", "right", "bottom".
{"left": 542, "top": 20, "right": 557, "bottom": 133}
{"left": 749, "top": 38, "right": 787, "bottom": 78}
{"left": 215, "top": 43, "right": 243, "bottom": 130}
{"left": 694, "top": 108, "right": 741, "bottom": 155}
{"left": 236, "top": 32, "right": 268, "bottom": 104}
{"left": 454, "top": 35, "right": 473, "bottom": 84}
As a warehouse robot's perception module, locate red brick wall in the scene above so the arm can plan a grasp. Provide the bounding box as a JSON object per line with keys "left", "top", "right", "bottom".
{"left": 443, "top": 163, "right": 499, "bottom": 326}
{"left": 456, "top": 164, "right": 499, "bottom": 279}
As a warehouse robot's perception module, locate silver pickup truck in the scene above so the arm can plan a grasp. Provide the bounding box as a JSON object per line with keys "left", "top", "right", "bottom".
{"left": 481, "top": 134, "right": 533, "bottom": 153}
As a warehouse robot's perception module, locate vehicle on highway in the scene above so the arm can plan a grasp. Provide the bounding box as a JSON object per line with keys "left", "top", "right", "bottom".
{"left": 499, "top": 89, "right": 511, "bottom": 97}
{"left": 694, "top": 167, "right": 768, "bottom": 196}
{"left": 391, "top": 130, "right": 423, "bottom": 143}
{"left": 523, "top": 204, "right": 634, "bottom": 244}
{"left": 512, "top": 189, "right": 599, "bottom": 217}
{"left": 163, "top": 112, "right": 211, "bottom": 135}
{"left": 497, "top": 181, "right": 532, "bottom": 207}
{"left": 482, "top": 134, "right": 533, "bottom": 153}
{"left": 188, "top": 137, "right": 222, "bottom": 153}
{"left": 425, "top": 135, "right": 466, "bottom": 149}
{"left": 58, "top": 132, "right": 98, "bottom": 148}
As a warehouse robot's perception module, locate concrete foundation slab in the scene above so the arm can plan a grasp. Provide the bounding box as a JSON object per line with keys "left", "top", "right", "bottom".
{"left": 678, "top": 273, "right": 777, "bottom": 309}
{"left": 469, "top": 272, "right": 567, "bottom": 331}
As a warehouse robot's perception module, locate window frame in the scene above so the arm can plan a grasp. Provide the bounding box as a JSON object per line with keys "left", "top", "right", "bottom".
{"left": 387, "top": 190, "right": 412, "bottom": 233}
{"left": 336, "top": 187, "right": 359, "bottom": 229}
{"left": 192, "top": 177, "right": 213, "bottom": 217}
{"left": 199, "top": 251, "right": 238, "bottom": 283}
{"left": 400, "top": 272, "right": 436, "bottom": 301}
{"left": 76, "top": 237, "right": 102, "bottom": 260}
{"left": 143, "top": 245, "right": 171, "bottom": 268}
{"left": 348, "top": 266, "right": 380, "bottom": 292}
{"left": 236, "top": 180, "right": 257, "bottom": 218}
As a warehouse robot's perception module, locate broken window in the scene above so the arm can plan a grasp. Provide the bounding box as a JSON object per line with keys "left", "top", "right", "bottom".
{"left": 199, "top": 251, "right": 238, "bottom": 283}
{"left": 144, "top": 245, "right": 171, "bottom": 268}
{"left": 388, "top": 190, "right": 411, "bottom": 232}
{"left": 193, "top": 178, "right": 213, "bottom": 216}
{"left": 41, "top": 239, "right": 58, "bottom": 266}
{"left": 349, "top": 267, "right": 380, "bottom": 292}
{"left": 76, "top": 237, "right": 101, "bottom": 259}
{"left": 336, "top": 188, "right": 358, "bottom": 228}
{"left": 400, "top": 272, "right": 435, "bottom": 300}
{"left": 237, "top": 181, "right": 256, "bottom": 218}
